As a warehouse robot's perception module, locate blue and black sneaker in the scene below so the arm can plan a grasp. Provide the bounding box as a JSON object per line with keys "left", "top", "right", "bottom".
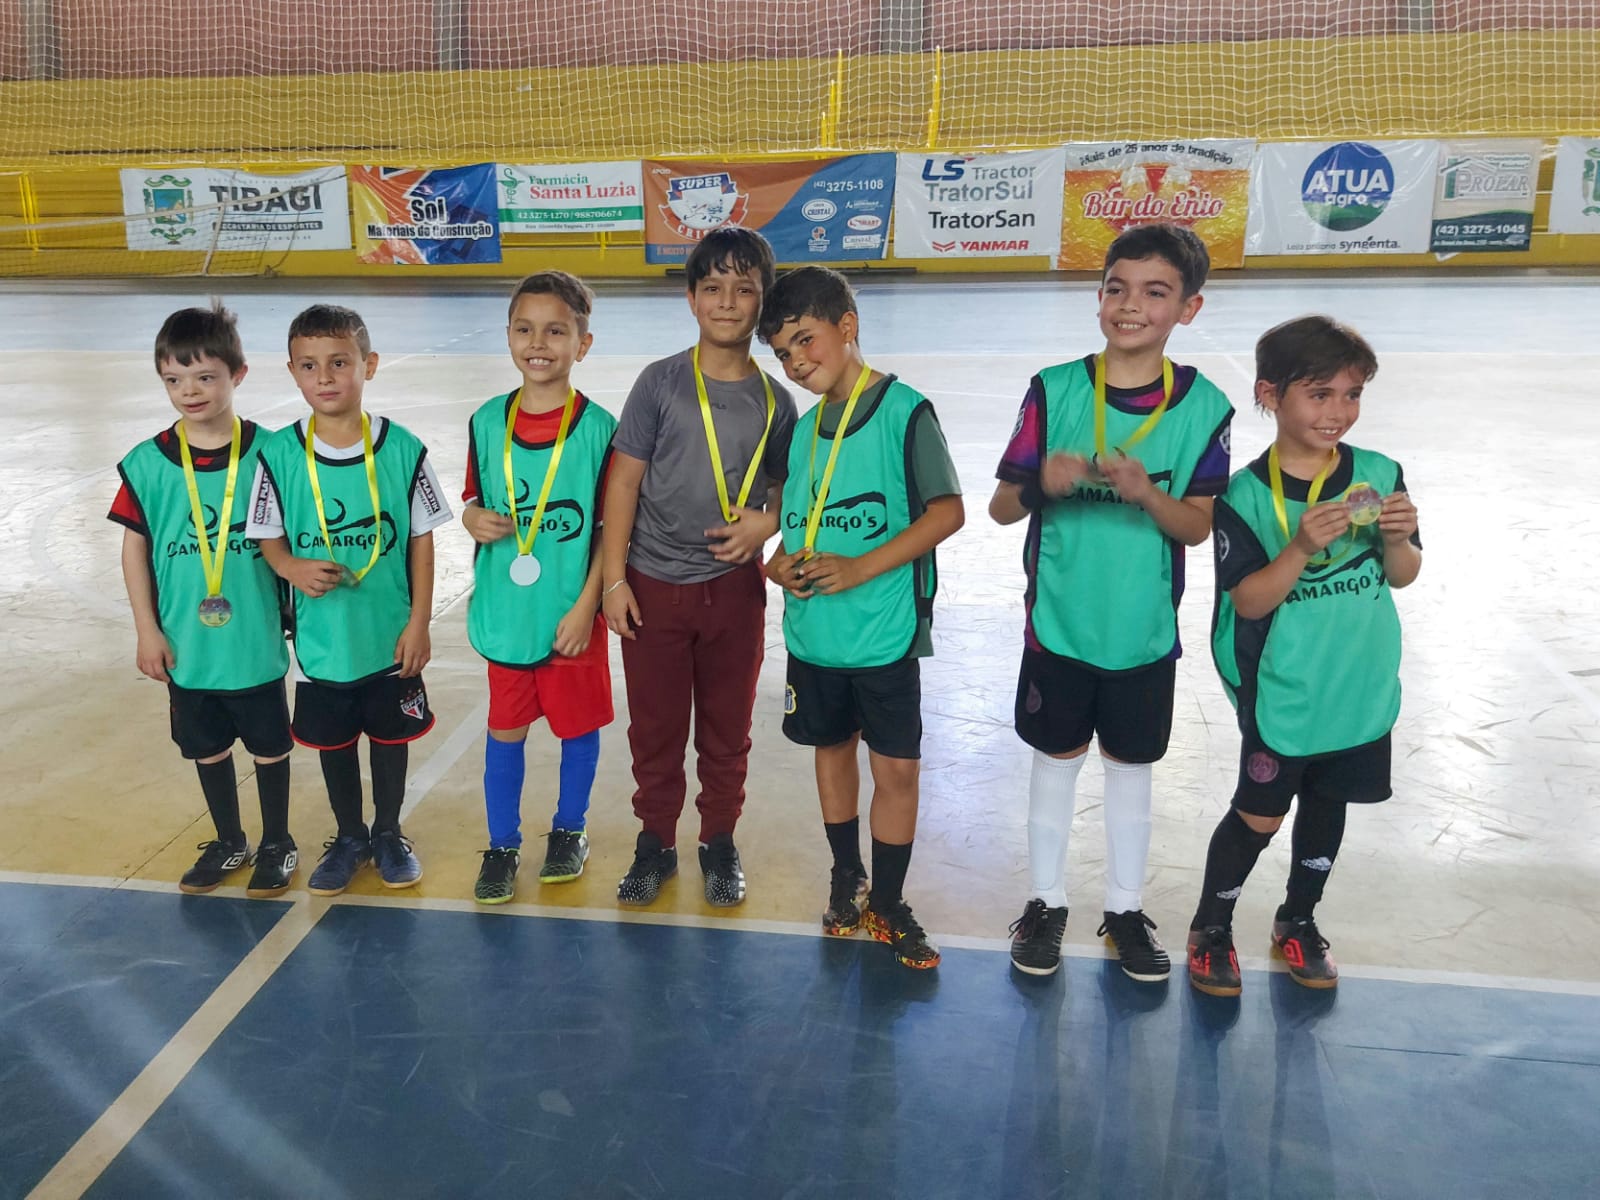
{"left": 372, "top": 830, "right": 422, "bottom": 889}
{"left": 307, "top": 834, "right": 371, "bottom": 896}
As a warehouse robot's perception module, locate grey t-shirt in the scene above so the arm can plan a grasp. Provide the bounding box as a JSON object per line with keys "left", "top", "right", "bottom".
{"left": 614, "top": 348, "right": 798, "bottom": 584}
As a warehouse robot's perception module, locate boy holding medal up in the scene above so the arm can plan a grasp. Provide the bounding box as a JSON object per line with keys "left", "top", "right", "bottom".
{"left": 111, "top": 302, "right": 296, "bottom": 897}
{"left": 601, "top": 227, "right": 797, "bottom": 908}
{"left": 761, "top": 266, "right": 964, "bottom": 970}
{"left": 992, "top": 224, "right": 1233, "bottom": 982}
{"left": 462, "top": 272, "right": 617, "bottom": 903}
{"left": 247, "top": 305, "right": 452, "bottom": 895}
{"left": 1187, "top": 315, "right": 1420, "bottom": 996}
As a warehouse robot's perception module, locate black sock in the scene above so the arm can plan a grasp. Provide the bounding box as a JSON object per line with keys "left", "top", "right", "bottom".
{"left": 370, "top": 741, "right": 409, "bottom": 837}
{"left": 824, "top": 818, "right": 863, "bottom": 872}
{"left": 255, "top": 758, "right": 291, "bottom": 845}
{"left": 870, "top": 838, "right": 913, "bottom": 909}
{"left": 320, "top": 745, "right": 367, "bottom": 840}
{"left": 1281, "top": 799, "right": 1347, "bottom": 921}
{"left": 196, "top": 757, "right": 244, "bottom": 844}
{"left": 1192, "top": 809, "right": 1275, "bottom": 930}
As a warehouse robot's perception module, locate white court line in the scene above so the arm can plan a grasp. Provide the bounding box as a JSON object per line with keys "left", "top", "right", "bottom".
{"left": 399, "top": 700, "right": 488, "bottom": 822}
{"left": 322, "top": 889, "right": 1600, "bottom": 999}
{"left": 25, "top": 895, "right": 328, "bottom": 1200}
{"left": 20, "top": 698, "right": 485, "bottom": 1198}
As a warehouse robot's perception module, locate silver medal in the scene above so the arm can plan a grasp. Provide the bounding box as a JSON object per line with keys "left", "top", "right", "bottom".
{"left": 509, "top": 554, "right": 542, "bottom": 586}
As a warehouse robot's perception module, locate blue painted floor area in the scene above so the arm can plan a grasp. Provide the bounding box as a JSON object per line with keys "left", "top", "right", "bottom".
{"left": 0, "top": 883, "right": 288, "bottom": 1200}
{"left": 88, "top": 904, "right": 1600, "bottom": 1200}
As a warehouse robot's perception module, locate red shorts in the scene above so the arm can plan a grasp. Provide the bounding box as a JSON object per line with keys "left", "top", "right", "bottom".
{"left": 486, "top": 614, "right": 613, "bottom": 738}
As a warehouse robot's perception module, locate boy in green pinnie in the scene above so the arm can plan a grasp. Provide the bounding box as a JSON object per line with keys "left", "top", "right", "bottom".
{"left": 247, "top": 305, "right": 452, "bottom": 896}
{"left": 761, "top": 266, "right": 964, "bottom": 970}
{"left": 1187, "top": 315, "right": 1421, "bottom": 997}
{"left": 462, "top": 272, "right": 617, "bottom": 903}
{"left": 110, "top": 302, "right": 296, "bottom": 897}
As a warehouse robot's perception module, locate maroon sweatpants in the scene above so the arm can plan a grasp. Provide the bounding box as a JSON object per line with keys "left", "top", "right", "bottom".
{"left": 622, "top": 561, "right": 766, "bottom": 846}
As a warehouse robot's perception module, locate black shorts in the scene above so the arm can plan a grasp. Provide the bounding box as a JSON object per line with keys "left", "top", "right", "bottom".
{"left": 292, "top": 672, "right": 436, "bottom": 750}
{"left": 168, "top": 679, "right": 292, "bottom": 761}
{"left": 1014, "top": 648, "right": 1175, "bottom": 763}
{"left": 783, "top": 656, "right": 922, "bottom": 761}
{"left": 1231, "top": 731, "right": 1392, "bottom": 818}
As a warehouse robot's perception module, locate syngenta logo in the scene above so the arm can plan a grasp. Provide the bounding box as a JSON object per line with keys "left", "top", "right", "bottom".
{"left": 1301, "top": 142, "right": 1395, "bottom": 232}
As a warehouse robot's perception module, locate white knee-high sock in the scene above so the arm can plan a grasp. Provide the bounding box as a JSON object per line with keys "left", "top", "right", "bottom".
{"left": 1028, "top": 750, "right": 1085, "bottom": 908}
{"left": 1102, "top": 759, "right": 1154, "bottom": 912}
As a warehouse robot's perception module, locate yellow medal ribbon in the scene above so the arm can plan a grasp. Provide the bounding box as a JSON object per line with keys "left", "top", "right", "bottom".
{"left": 693, "top": 344, "right": 776, "bottom": 524}
{"left": 1267, "top": 444, "right": 1338, "bottom": 542}
{"left": 1093, "top": 354, "right": 1174, "bottom": 462}
{"left": 306, "top": 413, "right": 383, "bottom": 583}
{"left": 504, "top": 387, "right": 577, "bottom": 559}
{"left": 177, "top": 417, "right": 242, "bottom": 601}
{"left": 802, "top": 364, "right": 875, "bottom": 556}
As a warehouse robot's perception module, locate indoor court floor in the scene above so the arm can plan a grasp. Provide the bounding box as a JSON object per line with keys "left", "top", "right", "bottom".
{"left": 1, "top": 270, "right": 1597, "bottom": 1198}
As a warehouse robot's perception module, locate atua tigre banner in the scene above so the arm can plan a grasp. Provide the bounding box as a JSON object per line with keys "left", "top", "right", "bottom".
{"left": 642, "top": 156, "right": 894, "bottom": 264}
{"left": 1430, "top": 139, "right": 1539, "bottom": 253}
{"left": 893, "top": 150, "right": 1065, "bottom": 259}
{"left": 497, "top": 162, "right": 644, "bottom": 233}
{"left": 1058, "top": 141, "right": 1254, "bottom": 270}
{"left": 120, "top": 167, "right": 350, "bottom": 252}
{"left": 1247, "top": 140, "right": 1438, "bottom": 255}
{"left": 352, "top": 164, "right": 502, "bottom": 265}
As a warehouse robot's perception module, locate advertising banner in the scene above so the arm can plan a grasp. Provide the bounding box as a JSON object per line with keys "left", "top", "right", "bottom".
{"left": 496, "top": 162, "right": 645, "bottom": 233}
{"left": 1247, "top": 140, "right": 1438, "bottom": 255}
{"left": 893, "top": 149, "right": 1065, "bottom": 258}
{"left": 120, "top": 167, "right": 349, "bottom": 252}
{"left": 1429, "top": 139, "right": 1539, "bottom": 252}
{"left": 1549, "top": 137, "right": 1600, "bottom": 235}
{"left": 1056, "top": 141, "right": 1254, "bottom": 270}
{"left": 352, "top": 164, "right": 502, "bottom": 265}
{"left": 642, "top": 156, "right": 894, "bottom": 264}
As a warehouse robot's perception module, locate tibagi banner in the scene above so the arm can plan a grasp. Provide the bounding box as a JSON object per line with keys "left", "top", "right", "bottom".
{"left": 893, "top": 149, "right": 1064, "bottom": 258}
{"left": 1057, "top": 141, "right": 1253, "bottom": 270}
{"left": 497, "top": 162, "right": 644, "bottom": 233}
{"left": 642, "top": 156, "right": 894, "bottom": 264}
{"left": 353, "top": 164, "right": 501, "bottom": 265}
{"left": 120, "top": 167, "right": 349, "bottom": 252}
{"left": 1549, "top": 138, "right": 1600, "bottom": 235}
{"left": 1247, "top": 140, "right": 1438, "bottom": 255}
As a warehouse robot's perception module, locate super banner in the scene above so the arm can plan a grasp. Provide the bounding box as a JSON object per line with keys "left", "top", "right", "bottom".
{"left": 1247, "top": 141, "right": 1438, "bottom": 255}
{"left": 893, "top": 150, "right": 1064, "bottom": 259}
{"left": 1430, "top": 139, "right": 1539, "bottom": 253}
{"left": 120, "top": 167, "right": 349, "bottom": 252}
{"left": 643, "top": 156, "right": 893, "bottom": 265}
{"left": 497, "top": 162, "right": 644, "bottom": 233}
{"left": 1550, "top": 138, "right": 1600, "bottom": 235}
{"left": 1057, "top": 141, "right": 1253, "bottom": 270}
{"left": 353, "top": 164, "right": 502, "bottom": 265}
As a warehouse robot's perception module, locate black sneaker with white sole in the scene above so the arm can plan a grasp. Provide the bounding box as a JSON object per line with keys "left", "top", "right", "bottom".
{"left": 1098, "top": 909, "right": 1172, "bottom": 982}
{"left": 1009, "top": 898, "right": 1069, "bottom": 976}
{"left": 617, "top": 831, "right": 678, "bottom": 906}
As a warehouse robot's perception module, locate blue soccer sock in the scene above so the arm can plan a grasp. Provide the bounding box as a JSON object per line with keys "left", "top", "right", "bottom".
{"left": 483, "top": 734, "right": 526, "bottom": 850}
{"left": 554, "top": 730, "right": 599, "bottom": 832}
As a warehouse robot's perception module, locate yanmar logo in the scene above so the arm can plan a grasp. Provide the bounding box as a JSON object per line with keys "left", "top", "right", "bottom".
{"left": 934, "top": 239, "right": 1031, "bottom": 253}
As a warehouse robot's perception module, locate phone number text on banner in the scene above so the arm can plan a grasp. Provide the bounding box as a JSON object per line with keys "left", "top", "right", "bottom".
{"left": 643, "top": 156, "right": 894, "bottom": 264}
{"left": 894, "top": 150, "right": 1065, "bottom": 259}
{"left": 353, "top": 164, "right": 502, "bottom": 265}
{"left": 497, "top": 162, "right": 644, "bottom": 233}
{"left": 120, "top": 167, "right": 350, "bottom": 252}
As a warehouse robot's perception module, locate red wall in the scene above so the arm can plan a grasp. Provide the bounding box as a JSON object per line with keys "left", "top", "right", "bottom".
{"left": 463, "top": 0, "right": 881, "bottom": 69}
{"left": 928, "top": 0, "right": 1402, "bottom": 50}
{"left": 55, "top": 0, "right": 437, "bottom": 78}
